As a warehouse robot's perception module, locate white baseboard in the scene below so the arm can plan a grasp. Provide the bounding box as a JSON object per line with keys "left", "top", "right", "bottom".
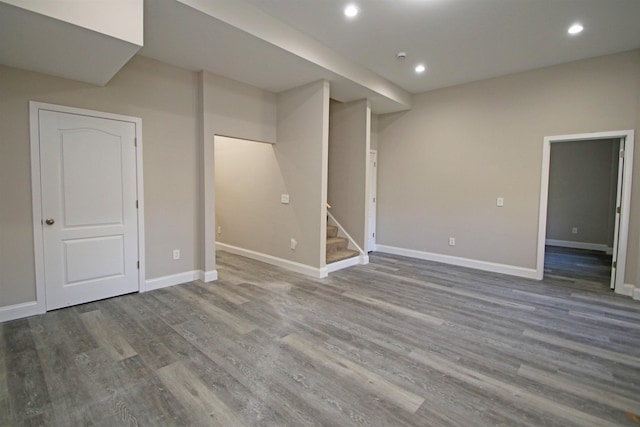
{"left": 144, "top": 269, "right": 217, "bottom": 292}
{"left": 217, "top": 242, "right": 328, "bottom": 279}
{"left": 545, "top": 239, "right": 612, "bottom": 254}
{"left": 633, "top": 287, "right": 640, "bottom": 301}
{"left": 1, "top": 270, "right": 219, "bottom": 322}
{"left": 360, "top": 253, "right": 369, "bottom": 265}
{"left": 203, "top": 270, "right": 218, "bottom": 282}
{"left": 0, "top": 300, "right": 45, "bottom": 323}
{"left": 376, "top": 244, "right": 539, "bottom": 280}
{"left": 618, "top": 283, "right": 635, "bottom": 297}
{"left": 327, "top": 254, "right": 360, "bottom": 273}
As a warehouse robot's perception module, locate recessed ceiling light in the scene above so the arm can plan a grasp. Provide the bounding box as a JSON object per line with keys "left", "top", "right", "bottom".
{"left": 568, "top": 23, "right": 584, "bottom": 35}
{"left": 344, "top": 4, "right": 359, "bottom": 18}
{"left": 415, "top": 64, "right": 426, "bottom": 74}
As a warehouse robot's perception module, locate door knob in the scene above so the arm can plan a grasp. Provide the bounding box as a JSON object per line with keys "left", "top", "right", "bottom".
{"left": 45, "top": 218, "right": 55, "bottom": 225}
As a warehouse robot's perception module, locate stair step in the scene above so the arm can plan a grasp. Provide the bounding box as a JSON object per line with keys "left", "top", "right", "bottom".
{"left": 327, "top": 249, "right": 359, "bottom": 264}
{"left": 326, "top": 236, "right": 348, "bottom": 253}
{"left": 327, "top": 225, "right": 338, "bottom": 238}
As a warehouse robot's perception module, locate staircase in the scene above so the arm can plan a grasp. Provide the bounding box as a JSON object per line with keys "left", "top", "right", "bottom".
{"left": 326, "top": 225, "right": 359, "bottom": 264}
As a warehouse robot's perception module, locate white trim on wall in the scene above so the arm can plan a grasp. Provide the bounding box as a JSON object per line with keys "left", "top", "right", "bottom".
{"left": 545, "top": 239, "right": 613, "bottom": 255}
{"left": 619, "top": 283, "right": 635, "bottom": 297}
{"left": 143, "top": 269, "right": 217, "bottom": 292}
{"left": 536, "top": 130, "right": 634, "bottom": 294}
{"left": 203, "top": 270, "right": 219, "bottom": 282}
{"left": 145, "top": 271, "right": 202, "bottom": 292}
{"left": 0, "top": 301, "right": 42, "bottom": 323}
{"left": 27, "top": 101, "right": 146, "bottom": 317}
{"left": 326, "top": 255, "right": 360, "bottom": 273}
{"left": 217, "top": 242, "right": 328, "bottom": 279}
{"left": 376, "top": 245, "right": 538, "bottom": 279}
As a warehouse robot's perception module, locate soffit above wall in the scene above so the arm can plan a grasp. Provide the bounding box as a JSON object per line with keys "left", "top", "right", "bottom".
{"left": 0, "top": 2, "right": 141, "bottom": 86}
{"left": 140, "top": 0, "right": 412, "bottom": 113}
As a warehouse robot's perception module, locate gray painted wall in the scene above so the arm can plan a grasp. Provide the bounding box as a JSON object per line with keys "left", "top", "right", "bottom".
{"left": 214, "top": 136, "right": 307, "bottom": 264}
{"left": 377, "top": 50, "right": 640, "bottom": 283}
{"left": 275, "top": 80, "right": 330, "bottom": 268}
{"left": 328, "top": 99, "right": 371, "bottom": 250}
{"left": 546, "top": 139, "right": 619, "bottom": 247}
{"left": 200, "top": 71, "right": 278, "bottom": 275}
{"left": 0, "top": 57, "right": 285, "bottom": 309}
{"left": 0, "top": 56, "right": 199, "bottom": 306}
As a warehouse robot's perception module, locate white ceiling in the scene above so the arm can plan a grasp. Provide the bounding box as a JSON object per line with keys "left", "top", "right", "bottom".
{"left": 242, "top": 0, "right": 640, "bottom": 94}
{"left": 2, "top": 0, "right": 639, "bottom": 113}
{"left": 141, "top": 0, "right": 640, "bottom": 112}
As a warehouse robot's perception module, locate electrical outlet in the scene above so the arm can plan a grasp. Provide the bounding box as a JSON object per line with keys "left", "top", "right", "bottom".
{"left": 290, "top": 238, "right": 297, "bottom": 250}
{"left": 449, "top": 237, "right": 456, "bottom": 246}
{"left": 217, "top": 226, "right": 222, "bottom": 235}
{"left": 497, "top": 197, "right": 504, "bottom": 207}
{"left": 571, "top": 227, "right": 578, "bottom": 234}
{"left": 172, "top": 249, "right": 180, "bottom": 260}
{"left": 281, "top": 194, "right": 290, "bottom": 204}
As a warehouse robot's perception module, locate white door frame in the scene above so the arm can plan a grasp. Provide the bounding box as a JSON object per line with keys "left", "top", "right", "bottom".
{"left": 29, "top": 101, "right": 146, "bottom": 316}
{"left": 536, "top": 130, "right": 634, "bottom": 295}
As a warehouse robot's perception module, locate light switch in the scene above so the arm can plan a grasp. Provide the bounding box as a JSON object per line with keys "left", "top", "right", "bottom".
{"left": 281, "top": 194, "right": 290, "bottom": 204}
{"left": 497, "top": 197, "right": 504, "bottom": 207}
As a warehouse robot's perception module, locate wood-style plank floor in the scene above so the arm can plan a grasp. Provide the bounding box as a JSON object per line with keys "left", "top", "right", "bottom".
{"left": 544, "top": 245, "right": 613, "bottom": 284}
{"left": 2, "top": 251, "right": 640, "bottom": 426}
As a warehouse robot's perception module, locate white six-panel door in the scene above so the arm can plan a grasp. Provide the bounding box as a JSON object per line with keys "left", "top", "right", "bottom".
{"left": 39, "top": 110, "right": 139, "bottom": 310}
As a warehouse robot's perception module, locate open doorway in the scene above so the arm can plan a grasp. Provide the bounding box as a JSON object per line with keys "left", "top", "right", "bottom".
{"left": 544, "top": 139, "right": 619, "bottom": 284}
{"left": 537, "top": 130, "right": 634, "bottom": 294}
{"left": 214, "top": 135, "right": 282, "bottom": 261}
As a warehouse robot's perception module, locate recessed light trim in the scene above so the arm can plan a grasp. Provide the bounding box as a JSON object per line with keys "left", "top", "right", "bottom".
{"left": 344, "top": 4, "right": 359, "bottom": 18}
{"left": 568, "top": 23, "right": 583, "bottom": 35}
{"left": 415, "top": 64, "right": 426, "bottom": 74}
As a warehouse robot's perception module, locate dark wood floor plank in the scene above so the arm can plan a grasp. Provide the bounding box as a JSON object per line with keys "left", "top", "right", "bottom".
{"left": 518, "top": 364, "right": 640, "bottom": 415}
{"left": 409, "top": 348, "right": 621, "bottom": 427}
{"left": 79, "top": 310, "right": 137, "bottom": 362}
{"left": 169, "top": 317, "right": 340, "bottom": 427}
{"left": 0, "top": 324, "right": 10, "bottom": 426}
{"left": 3, "top": 319, "right": 55, "bottom": 425}
{"left": 545, "top": 246, "right": 612, "bottom": 282}
{"left": 2, "top": 249, "right": 640, "bottom": 426}
{"left": 97, "top": 297, "right": 179, "bottom": 371}
{"left": 195, "top": 280, "right": 251, "bottom": 305}
{"left": 29, "top": 309, "right": 98, "bottom": 355}
{"left": 162, "top": 331, "right": 299, "bottom": 427}
{"left": 169, "top": 285, "right": 256, "bottom": 334}
{"left": 157, "top": 361, "right": 245, "bottom": 427}
{"left": 282, "top": 332, "right": 424, "bottom": 414}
